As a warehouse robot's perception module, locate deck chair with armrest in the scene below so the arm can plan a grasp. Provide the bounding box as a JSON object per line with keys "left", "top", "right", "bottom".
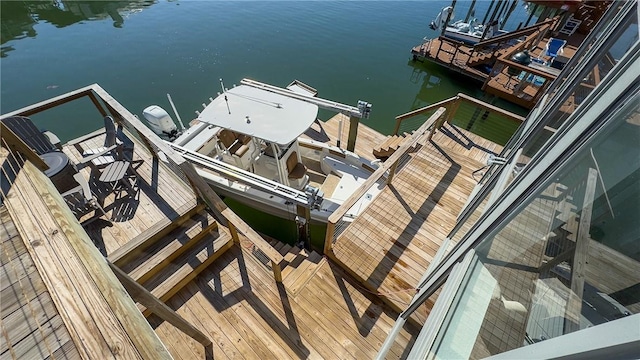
{"left": 544, "top": 38, "right": 567, "bottom": 60}
{"left": 0, "top": 116, "right": 59, "bottom": 155}
{"left": 80, "top": 116, "right": 123, "bottom": 167}
{"left": 61, "top": 172, "right": 108, "bottom": 226}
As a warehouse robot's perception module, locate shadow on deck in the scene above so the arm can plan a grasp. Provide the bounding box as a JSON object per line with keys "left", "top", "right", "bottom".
{"left": 329, "top": 123, "right": 503, "bottom": 325}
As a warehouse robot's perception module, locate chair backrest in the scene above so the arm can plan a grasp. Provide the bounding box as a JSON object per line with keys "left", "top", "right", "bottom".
{"left": 218, "top": 130, "right": 236, "bottom": 148}
{"left": 1, "top": 116, "right": 57, "bottom": 155}
{"left": 104, "top": 116, "right": 117, "bottom": 147}
{"left": 546, "top": 38, "right": 566, "bottom": 57}
{"left": 286, "top": 151, "right": 299, "bottom": 173}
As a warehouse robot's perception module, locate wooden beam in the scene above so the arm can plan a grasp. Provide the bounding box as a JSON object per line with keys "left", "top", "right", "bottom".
{"left": 456, "top": 93, "right": 525, "bottom": 123}
{"left": 108, "top": 261, "right": 212, "bottom": 347}
{"left": 346, "top": 115, "right": 359, "bottom": 152}
{"left": 6, "top": 161, "right": 172, "bottom": 360}
{"left": 0, "top": 122, "right": 48, "bottom": 171}
{"left": 0, "top": 85, "right": 96, "bottom": 119}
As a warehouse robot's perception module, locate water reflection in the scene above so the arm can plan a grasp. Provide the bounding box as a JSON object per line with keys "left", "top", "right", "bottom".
{"left": 0, "top": 0, "right": 156, "bottom": 57}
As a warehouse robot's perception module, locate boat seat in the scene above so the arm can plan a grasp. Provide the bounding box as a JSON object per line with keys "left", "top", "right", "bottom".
{"left": 218, "top": 129, "right": 236, "bottom": 148}
{"left": 286, "top": 151, "right": 306, "bottom": 179}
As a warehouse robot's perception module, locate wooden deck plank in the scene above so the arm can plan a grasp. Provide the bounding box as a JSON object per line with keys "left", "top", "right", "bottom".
{"left": 331, "top": 121, "right": 503, "bottom": 324}
{"left": 149, "top": 244, "right": 418, "bottom": 359}
{"left": 62, "top": 129, "right": 198, "bottom": 256}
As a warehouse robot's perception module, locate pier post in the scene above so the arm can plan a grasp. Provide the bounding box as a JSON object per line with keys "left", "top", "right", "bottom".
{"left": 346, "top": 115, "right": 359, "bottom": 152}
{"left": 296, "top": 204, "right": 311, "bottom": 248}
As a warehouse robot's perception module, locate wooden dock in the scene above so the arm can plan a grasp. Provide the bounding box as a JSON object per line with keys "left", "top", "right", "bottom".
{"left": 323, "top": 117, "right": 504, "bottom": 325}
{"left": 150, "top": 244, "right": 419, "bottom": 359}
{"left": 410, "top": 18, "right": 590, "bottom": 109}
{"left": 1, "top": 85, "right": 420, "bottom": 359}
{"left": 302, "top": 113, "right": 388, "bottom": 162}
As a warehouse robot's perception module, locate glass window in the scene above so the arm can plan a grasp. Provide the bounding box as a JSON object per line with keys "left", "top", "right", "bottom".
{"left": 516, "top": 10, "right": 638, "bottom": 166}
{"left": 429, "top": 92, "right": 639, "bottom": 359}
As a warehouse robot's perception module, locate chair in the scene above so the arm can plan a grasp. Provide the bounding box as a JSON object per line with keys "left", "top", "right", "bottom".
{"left": 559, "top": 16, "right": 582, "bottom": 36}
{"left": 61, "top": 172, "right": 108, "bottom": 226}
{"left": 81, "top": 116, "right": 122, "bottom": 167}
{"left": 286, "top": 151, "right": 307, "bottom": 180}
{"left": 0, "top": 116, "right": 59, "bottom": 155}
{"left": 545, "top": 38, "right": 567, "bottom": 60}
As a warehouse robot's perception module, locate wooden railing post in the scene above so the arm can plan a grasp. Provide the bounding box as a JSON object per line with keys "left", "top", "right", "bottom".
{"left": 272, "top": 261, "right": 283, "bottom": 283}
{"left": 228, "top": 222, "right": 240, "bottom": 244}
{"left": 386, "top": 160, "right": 400, "bottom": 185}
{"left": 323, "top": 222, "right": 336, "bottom": 254}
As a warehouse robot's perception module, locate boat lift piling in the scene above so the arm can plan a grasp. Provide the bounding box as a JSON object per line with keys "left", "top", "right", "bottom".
{"left": 464, "top": 0, "right": 476, "bottom": 23}
{"left": 441, "top": 0, "right": 457, "bottom": 36}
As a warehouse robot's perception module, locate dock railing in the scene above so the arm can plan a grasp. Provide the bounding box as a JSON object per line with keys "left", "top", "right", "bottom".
{"left": 325, "top": 93, "right": 524, "bottom": 254}
{"left": 324, "top": 107, "right": 447, "bottom": 254}
{"left": 481, "top": 19, "right": 559, "bottom": 104}
{"left": 1, "top": 84, "right": 286, "bottom": 283}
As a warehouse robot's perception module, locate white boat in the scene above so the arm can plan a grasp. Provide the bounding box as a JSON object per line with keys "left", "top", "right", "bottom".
{"left": 430, "top": 6, "right": 505, "bottom": 45}
{"left": 143, "top": 79, "right": 383, "bottom": 225}
{"left": 445, "top": 19, "right": 501, "bottom": 44}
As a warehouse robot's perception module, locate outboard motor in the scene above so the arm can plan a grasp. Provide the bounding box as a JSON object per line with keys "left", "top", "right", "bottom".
{"left": 142, "top": 105, "right": 180, "bottom": 141}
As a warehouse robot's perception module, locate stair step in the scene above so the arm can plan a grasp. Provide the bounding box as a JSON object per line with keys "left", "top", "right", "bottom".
{"left": 279, "top": 244, "right": 292, "bottom": 256}
{"left": 280, "top": 250, "right": 311, "bottom": 279}
{"left": 283, "top": 251, "right": 325, "bottom": 295}
{"left": 124, "top": 210, "right": 219, "bottom": 284}
{"left": 283, "top": 246, "right": 302, "bottom": 264}
{"left": 109, "top": 203, "right": 207, "bottom": 266}
{"left": 139, "top": 228, "right": 233, "bottom": 317}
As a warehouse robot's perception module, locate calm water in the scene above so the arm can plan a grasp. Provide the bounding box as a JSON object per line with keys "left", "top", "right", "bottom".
{"left": 0, "top": 0, "right": 533, "bottom": 247}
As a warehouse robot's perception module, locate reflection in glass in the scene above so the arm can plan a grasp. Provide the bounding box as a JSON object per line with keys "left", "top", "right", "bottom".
{"left": 430, "top": 92, "right": 639, "bottom": 359}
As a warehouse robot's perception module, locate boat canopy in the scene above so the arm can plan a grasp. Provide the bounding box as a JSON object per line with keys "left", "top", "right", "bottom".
{"left": 198, "top": 85, "right": 319, "bottom": 146}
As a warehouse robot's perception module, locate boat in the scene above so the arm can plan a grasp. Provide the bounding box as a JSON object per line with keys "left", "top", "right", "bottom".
{"left": 143, "top": 78, "right": 383, "bottom": 225}
{"left": 429, "top": 6, "right": 505, "bottom": 44}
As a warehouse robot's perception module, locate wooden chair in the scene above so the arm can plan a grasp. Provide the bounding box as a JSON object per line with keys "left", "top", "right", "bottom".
{"left": 61, "top": 172, "right": 108, "bottom": 226}
{"left": 81, "top": 116, "right": 122, "bottom": 167}
{"left": 0, "top": 116, "right": 58, "bottom": 155}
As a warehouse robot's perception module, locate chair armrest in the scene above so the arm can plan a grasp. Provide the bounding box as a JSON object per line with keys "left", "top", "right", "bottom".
{"left": 61, "top": 185, "right": 83, "bottom": 198}
{"left": 67, "top": 128, "right": 107, "bottom": 146}
{"left": 73, "top": 173, "right": 93, "bottom": 200}
{"left": 75, "top": 144, "right": 118, "bottom": 170}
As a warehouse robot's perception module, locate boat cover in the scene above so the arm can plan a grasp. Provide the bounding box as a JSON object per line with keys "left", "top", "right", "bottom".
{"left": 197, "top": 85, "right": 319, "bottom": 146}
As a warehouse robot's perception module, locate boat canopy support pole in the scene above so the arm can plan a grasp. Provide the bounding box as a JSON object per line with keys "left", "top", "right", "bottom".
{"left": 464, "top": 0, "right": 476, "bottom": 22}
{"left": 441, "top": 0, "right": 457, "bottom": 36}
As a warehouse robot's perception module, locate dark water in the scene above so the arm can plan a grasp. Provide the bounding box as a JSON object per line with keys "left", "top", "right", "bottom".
{"left": 0, "top": 0, "right": 533, "bottom": 247}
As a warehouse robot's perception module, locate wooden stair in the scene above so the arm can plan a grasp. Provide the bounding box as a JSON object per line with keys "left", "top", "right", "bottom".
{"left": 373, "top": 135, "right": 406, "bottom": 159}
{"left": 373, "top": 131, "right": 432, "bottom": 160}
{"left": 111, "top": 207, "right": 234, "bottom": 317}
{"left": 267, "top": 239, "right": 326, "bottom": 297}
{"left": 467, "top": 47, "right": 511, "bottom": 67}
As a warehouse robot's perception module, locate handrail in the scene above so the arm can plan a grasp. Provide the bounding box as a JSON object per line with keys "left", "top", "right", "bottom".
{"left": 393, "top": 93, "right": 524, "bottom": 136}
{"left": 473, "top": 17, "right": 557, "bottom": 49}
{"left": 325, "top": 108, "right": 447, "bottom": 254}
